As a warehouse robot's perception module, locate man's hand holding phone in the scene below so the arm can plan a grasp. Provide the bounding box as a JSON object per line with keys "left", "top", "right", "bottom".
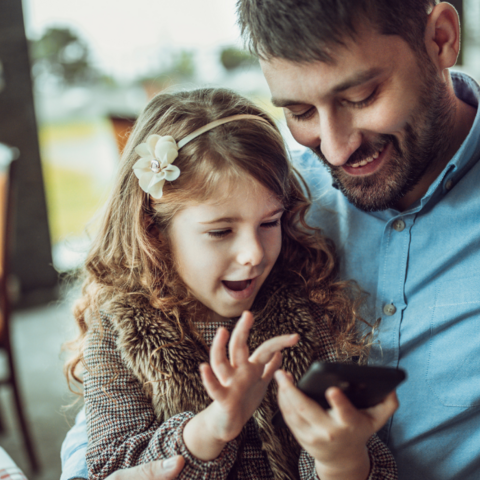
{"left": 275, "top": 369, "right": 399, "bottom": 480}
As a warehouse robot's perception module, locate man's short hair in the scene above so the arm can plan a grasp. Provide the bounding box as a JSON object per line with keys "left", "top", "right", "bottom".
{"left": 237, "top": 0, "right": 439, "bottom": 63}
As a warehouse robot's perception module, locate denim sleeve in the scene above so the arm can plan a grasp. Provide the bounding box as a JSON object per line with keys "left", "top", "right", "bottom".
{"left": 60, "top": 408, "right": 88, "bottom": 480}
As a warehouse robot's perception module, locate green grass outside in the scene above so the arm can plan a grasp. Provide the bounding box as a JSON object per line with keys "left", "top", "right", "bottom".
{"left": 39, "top": 118, "right": 114, "bottom": 245}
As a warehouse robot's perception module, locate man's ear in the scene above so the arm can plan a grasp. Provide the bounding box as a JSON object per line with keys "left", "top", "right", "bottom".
{"left": 424, "top": 3, "right": 460, "bottom": 72}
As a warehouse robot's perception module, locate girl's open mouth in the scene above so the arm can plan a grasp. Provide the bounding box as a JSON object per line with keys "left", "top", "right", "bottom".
{"left": 223, "top": 279, "right": 252, "bottom": 291}
{"left": 222, "top": 278, "right": 257, "bottom": 300}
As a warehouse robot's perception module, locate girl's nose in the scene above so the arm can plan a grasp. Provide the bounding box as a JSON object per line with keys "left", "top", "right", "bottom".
{"left": 236, "top": 233, "right": 265, "bottom": 267}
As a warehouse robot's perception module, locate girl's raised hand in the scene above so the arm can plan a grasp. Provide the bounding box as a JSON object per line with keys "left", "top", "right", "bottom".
{"left": 201, "top": 311, "right": 299, "bottom": 443}
{"left": 275, "top": 370, "right": 399, "bottom": 480}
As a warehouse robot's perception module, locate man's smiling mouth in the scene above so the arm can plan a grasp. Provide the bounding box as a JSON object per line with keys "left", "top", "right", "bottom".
{"left": 349, "top": 144, "right": 385, "bottom": 168}
{"left": 342, "top": 142, "right": 391, "bottom": 176}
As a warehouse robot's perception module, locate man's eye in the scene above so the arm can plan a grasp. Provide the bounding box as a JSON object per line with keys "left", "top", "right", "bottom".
{"left": 207, "top": 229, "right": 231, "bottom": 238}
{"left": 347, "top": 87, "right": 379, "bottom": 108}
{"left": 288, "top": 108, "right": 315, "bottom": 121}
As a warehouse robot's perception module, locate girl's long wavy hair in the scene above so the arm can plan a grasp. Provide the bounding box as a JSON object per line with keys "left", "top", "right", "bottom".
{"left": 65, "top": 87, "right": 372, "bottom": 390}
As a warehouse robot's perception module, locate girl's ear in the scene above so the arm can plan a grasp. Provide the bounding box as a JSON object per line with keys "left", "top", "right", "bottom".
{"left": 424, "top": 2, "right": 460, "bottom": 74}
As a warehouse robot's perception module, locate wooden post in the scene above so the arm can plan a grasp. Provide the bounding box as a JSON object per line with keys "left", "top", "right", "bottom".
{"left": 0, "top": 1, "right": 58, "bottom": 307}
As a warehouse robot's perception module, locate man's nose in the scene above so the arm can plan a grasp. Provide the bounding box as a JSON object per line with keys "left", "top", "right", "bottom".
{"left": 318, "top": 111, "right": 362, "bottom": 167}
{"left": 236, "top": 232, "right": 265, "bottom": 267}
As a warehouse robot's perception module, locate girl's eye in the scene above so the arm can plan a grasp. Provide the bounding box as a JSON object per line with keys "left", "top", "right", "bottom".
{"left": 207, "top": 229, "right": 231, "bottom": 238}
{"left": 289, "top": 107, "right": 315, "bottom": 122}
{"left": 346, "top": 87, "right": 379, "bottom": 108}
{"left": 261, "top": 219, "right": 281, "bottom": 229}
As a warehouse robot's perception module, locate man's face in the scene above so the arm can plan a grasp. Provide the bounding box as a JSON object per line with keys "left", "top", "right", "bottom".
{"left": 261, "top": 27, "right": 455, "bottom": 211}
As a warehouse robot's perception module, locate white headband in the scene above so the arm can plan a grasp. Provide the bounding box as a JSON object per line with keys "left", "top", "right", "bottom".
{"left": 132, "top": 114, "right": 272, "bottom": 199}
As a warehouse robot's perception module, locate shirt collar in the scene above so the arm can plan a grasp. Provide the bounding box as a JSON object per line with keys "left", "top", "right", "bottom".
{"left": 414, "top": 71, "right": 480, "bottom": 211}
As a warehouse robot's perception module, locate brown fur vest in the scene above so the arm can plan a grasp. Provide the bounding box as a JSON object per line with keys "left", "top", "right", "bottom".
{"left": 108, "top": 272, "right": 335, "bottom": 479}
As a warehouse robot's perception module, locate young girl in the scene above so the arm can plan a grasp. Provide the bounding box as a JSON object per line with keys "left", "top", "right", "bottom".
{"left": 66, "top": 88, "right": 397, "bottom": 480}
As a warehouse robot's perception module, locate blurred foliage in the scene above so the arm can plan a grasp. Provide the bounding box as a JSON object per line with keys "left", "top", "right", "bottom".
{"left": 220, "top": 46, "right": 258, "bottom": 71}
{"left": 30, "top": 27, "right": 99, "bottom": 85}
{"left": 139, "top": 49, "right": 196, "bottom": 96}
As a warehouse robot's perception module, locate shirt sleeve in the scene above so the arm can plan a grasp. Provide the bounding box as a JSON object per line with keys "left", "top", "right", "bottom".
{"left": 0, "top": 447, "right": 28, "bottom": 480}
{"left": 297, "top": 434, "right": 397, "bottom": 480}
{"left": 84, "top": 314, "right": 238, "bottom": 480}
{"left": 60, "top": 409, "right": 88, "bottom": 480}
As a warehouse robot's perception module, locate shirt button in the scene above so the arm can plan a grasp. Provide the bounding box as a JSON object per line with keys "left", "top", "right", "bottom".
{"left": 383, "top": 304, "right": 397, "bottom": 316}
{"left": 392, "top": 219, "right": 405, "bottom": 232}
{"left": 445, "top": 179, "right": 453, "bottom": 191}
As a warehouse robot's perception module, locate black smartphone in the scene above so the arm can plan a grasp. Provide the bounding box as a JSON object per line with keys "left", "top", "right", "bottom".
{"left": 272, "top": 361, "right": 406, "bottom": 428}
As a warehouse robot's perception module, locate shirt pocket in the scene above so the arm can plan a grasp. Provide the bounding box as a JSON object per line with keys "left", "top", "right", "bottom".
{"left": 426, "top": 275, "right": 480, "bottom": 407}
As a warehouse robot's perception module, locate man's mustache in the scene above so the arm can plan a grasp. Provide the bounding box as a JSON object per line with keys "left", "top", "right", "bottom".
{"left": 314, "top": 135, "right": 393, "bottom": 168}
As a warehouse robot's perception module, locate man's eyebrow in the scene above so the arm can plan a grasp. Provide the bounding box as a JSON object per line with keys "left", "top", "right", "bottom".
{"left": 199, "top": 207, "right": 284, "bottom": 225}
{"left": 331, "top": 67, "right": 383, "bottom": 94}
{"left": 271, "top": 67, "right": 384, "bottom": 108}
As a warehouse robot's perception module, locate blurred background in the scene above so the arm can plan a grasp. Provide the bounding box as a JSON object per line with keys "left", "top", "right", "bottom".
{"left": 0, "top": 0, "right": 479, "bottom": 479}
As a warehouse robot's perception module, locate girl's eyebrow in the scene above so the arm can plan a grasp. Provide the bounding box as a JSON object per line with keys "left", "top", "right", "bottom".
{"left": 199, "top": 207, "right": 284, "bottom": 225}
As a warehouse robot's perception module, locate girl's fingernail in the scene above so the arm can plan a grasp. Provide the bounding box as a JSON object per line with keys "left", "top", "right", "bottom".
{"left": 275, "top": 370, "right": 286, "bottom": 383}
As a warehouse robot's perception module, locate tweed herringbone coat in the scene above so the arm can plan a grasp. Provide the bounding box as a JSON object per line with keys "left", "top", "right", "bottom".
{"left": 84, "top": 271, "right": 397, "bottom": 480}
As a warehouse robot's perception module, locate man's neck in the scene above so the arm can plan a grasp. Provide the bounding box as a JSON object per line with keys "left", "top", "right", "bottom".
{"left": 396, "top": 95, "right": 477, "bottom": 212}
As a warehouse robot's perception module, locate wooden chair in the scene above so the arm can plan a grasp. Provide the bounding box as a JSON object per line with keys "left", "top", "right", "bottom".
{"left": 0, "top": 142, "right": 39, "bottom": 473}
{"left": 108, "top": 115, "right": 137, "bottom": 154}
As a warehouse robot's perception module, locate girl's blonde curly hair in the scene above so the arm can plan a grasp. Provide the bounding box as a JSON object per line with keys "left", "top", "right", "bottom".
{"left": 65, "top": 87, "right": 372, "bottom": 390}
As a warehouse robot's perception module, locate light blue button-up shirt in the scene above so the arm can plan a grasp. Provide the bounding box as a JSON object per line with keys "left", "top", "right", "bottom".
{"left": 295, "top": 71, "right": 480, "bottom": 480}
{"left": 60, "top": 409, "right": 88, "bottom": 480}
{"left": 61, "top": 71, "right": 480, "bottom": 480}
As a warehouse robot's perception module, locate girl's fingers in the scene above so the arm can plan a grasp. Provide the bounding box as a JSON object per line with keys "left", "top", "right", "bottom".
{"left": 325, "top": 387, "right": 359, "bottom": 425}
{"left": 262, "top": 350, "right": 283, "bottom": 381}
{"left": 250, "top": 333, "right": 299, "bottom": 365}
{"left": 229, "top": 311, "right": 254, "bottom": 367}
{"left": 210, "top": 327, "right": 234, "bottom": 382}
{"left": 367, "top": 391, "right": 399, "bottom": 431}
{"left": 276, "top": 370, "right": 330, "bottom": 429}
{"left": 200, "top": 363, "right": 226, "bottom": 401}
{"left": 327, "top": 387, "right": 399, "bottom": 432}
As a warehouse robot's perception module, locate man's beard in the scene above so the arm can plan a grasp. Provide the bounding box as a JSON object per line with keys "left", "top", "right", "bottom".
{"left": 312, "top": 57, "right": 456, "bottom": 212}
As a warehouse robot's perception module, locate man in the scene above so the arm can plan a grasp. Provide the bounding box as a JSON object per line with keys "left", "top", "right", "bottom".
{"left": 62, "top": 1, "right": 480, "bottom": 479}
{"left": 238, "top": 1, "right": 480, "bottom": 479}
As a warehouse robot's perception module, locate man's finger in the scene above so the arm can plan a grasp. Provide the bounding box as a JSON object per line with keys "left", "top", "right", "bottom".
{"left": 107, "top": 455, "right": 185, "bottom": 480}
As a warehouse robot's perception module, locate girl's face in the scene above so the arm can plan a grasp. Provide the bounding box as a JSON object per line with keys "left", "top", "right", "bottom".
{"left": 169, "top": 176, "right": 283, "bottom": 322}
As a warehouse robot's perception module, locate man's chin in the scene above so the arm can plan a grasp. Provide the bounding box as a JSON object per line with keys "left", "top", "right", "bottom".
{"left": 311, "top": 147, "right": 411, "bottom": 212}
{"left": 334, "top": 179, "right": 402, "bottom": 212}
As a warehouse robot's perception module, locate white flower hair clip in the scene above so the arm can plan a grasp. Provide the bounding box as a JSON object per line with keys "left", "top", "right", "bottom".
{"left": 132, "top": 135, "right": 180, "bottom": 199}
{"left": 132, "top": 114, "right": 272, "bottom": 199}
